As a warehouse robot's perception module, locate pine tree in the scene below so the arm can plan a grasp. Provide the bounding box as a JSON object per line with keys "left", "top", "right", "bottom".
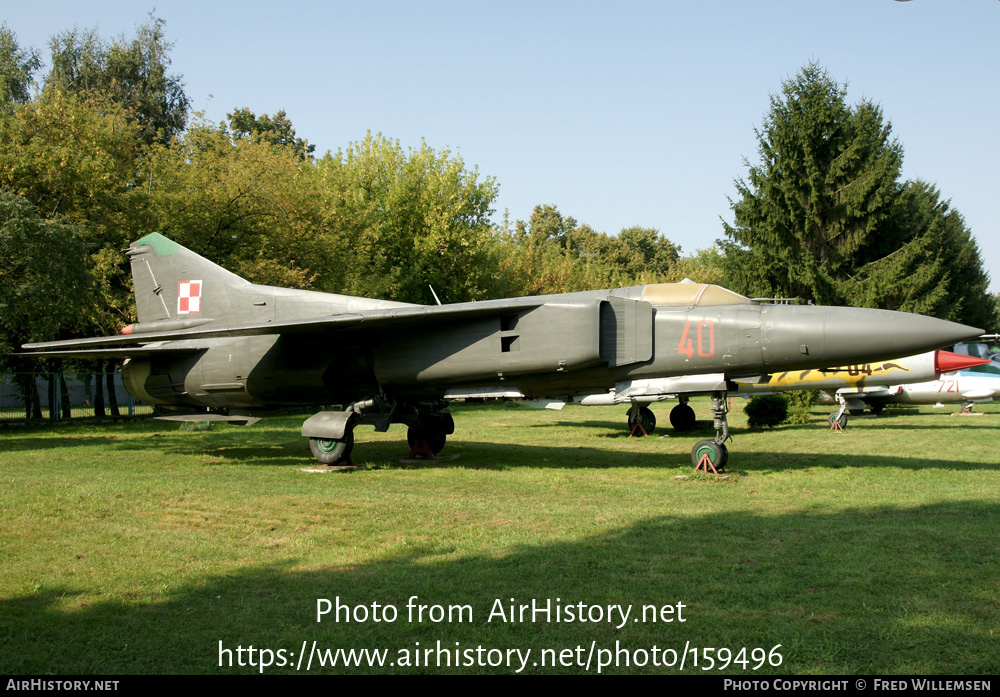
{"left": 722, "top": 62, "right": 996, "bottom": 329}
{"left": 722, "top": 62, "right": 903, "bottom": 305}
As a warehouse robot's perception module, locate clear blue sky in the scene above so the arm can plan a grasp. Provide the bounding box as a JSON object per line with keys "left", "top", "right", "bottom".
{"left": 5, "top": 1, "right": 999, "bottom": 294}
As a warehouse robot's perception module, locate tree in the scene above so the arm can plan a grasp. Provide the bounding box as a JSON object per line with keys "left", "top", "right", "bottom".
{"left": 143, "top": 115, "right": 322, "bottom": 289}
{"left": 46, "top": 13, "right": 189, "bottom": 147}
{"left": 227, "top": 107, "right": 315, "bottom": 161}
{"left": 722, "top": 63, "right": 903, "bottom": 305}
{"left": 0, "top": 89, "right": 144, "bottom": 332}
{"left": 616, "top": 226, "right": 680, "bottom": 279}
{"left": 0, "top": 189, "right": 92, "bottom": 417}
{"left": 497, "top": 204, "right": 689, "bottom": 295}
{"left": 516, "top": 204, "right": 577, "bottom": 247}
{"left": 669, "top": 246, "right": 727, "bottom": 285}
{"left": 0, "top": 24, "right": 41, "bottom": 109}
{"left": 842, "top": 180, "right": 996, "bottom": 328}
{"left": 312, "top": 132, "right": 502, "bottom": 303}
{"left": 722, "top": 62, "right": 995, "bottom": 328}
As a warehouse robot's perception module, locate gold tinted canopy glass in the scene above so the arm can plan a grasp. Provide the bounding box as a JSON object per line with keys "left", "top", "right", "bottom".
{"left": 640, "top": 283, "right": 749, "bottom": 307}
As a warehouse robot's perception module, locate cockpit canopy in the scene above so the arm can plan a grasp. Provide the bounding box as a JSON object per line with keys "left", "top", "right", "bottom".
{"left": 639, "top": 283, "right": 749, "bottom": 307}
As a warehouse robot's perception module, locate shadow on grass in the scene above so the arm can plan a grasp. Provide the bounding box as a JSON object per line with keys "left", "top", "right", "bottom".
{"left": 2, "top": 418, "right": 984, "bottom": 459}
{"left": 1, "top": 502, "right": 997, "bottom": 674}
{"left": 3, "top": 426, "right": 999, "bottom": 472}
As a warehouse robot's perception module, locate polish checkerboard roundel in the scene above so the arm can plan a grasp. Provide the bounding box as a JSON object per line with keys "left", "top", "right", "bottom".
{"left": 177, "top": 280, "right": 202, "bottom": 314}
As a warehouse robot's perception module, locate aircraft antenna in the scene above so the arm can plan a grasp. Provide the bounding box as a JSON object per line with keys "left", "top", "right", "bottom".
{"left": 429, "top": 285, "right": 442, "bottom": 305}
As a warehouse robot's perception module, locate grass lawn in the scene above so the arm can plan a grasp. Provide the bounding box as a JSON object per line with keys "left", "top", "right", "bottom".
{"left": 1, "top": 398, "right": 998, "bottom": 674}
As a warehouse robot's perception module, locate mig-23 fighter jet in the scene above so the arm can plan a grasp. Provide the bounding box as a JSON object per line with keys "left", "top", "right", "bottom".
{"left": 21, "top": 234, "right": 983, "bottom": 470}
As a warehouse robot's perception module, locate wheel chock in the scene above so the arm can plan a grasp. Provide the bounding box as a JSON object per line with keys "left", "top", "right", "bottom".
{"left": 629, "top": 422, "right": 649, "bottom": 438}
{"left": 694, "top": 452, "right": 720, "bottom": 475}
{"left": 408, "top": 438, "right": 438, "bottom": 460}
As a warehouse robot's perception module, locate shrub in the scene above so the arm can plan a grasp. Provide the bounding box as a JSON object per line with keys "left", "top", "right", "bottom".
{"left": 784, "top": 389, "right": 819, "bottom": 425}
{"left": 745, "top": 394, "right": 789, "bottom": 428}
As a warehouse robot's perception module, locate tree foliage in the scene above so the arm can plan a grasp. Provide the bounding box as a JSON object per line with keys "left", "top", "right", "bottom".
{"left": 0, "top": 189, "right": 92, "bottom": 371}
{"left": 0, "top": 89, "right": 143, "bottom": 331}
{"left": 722, "top": 62, "right": 995, "bottom": 328}
{"left": 143, "top": 115, "right": 321, "bottom": 288}
{"left": 227, "top": 107, "right": 315, "bottom": 161}
{"left": 744, "top": 394, "right": 789, "bottom": 429}
{"left": 722, "top": 63, "right": 903, "bottom": 304}
{"left": 841, "top": 180, "right": 996, "bottom": 329}
{"left": 311, "top": 132, "right": 503, "bottom": 304}
{"left": 497, "top": 204, "right": 687, "bottom": 296}
{"left": 45, "top": 13, "right": 189, "bottom": 147}
{"left": 0, "top": 24, "right": 41, "bottom": 109}
{"left": 783, "top": 389, "right": 818, "bottom": 425}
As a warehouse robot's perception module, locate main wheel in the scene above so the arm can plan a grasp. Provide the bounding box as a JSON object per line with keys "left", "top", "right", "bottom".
{"left": 869, "top": 402, "right": 885, "bottom": 414}
{"left": 309, "top": 429, "right": 355, "bottom": 465}
{"left": 829, "top": 412, "right": 848, "bottom": 429}
{"left": 669, "top": 403, "right": 696, "bottom": 431}
{"left": 691, "top": 439, "right": 727, "bottom": 472}
{"left": 407, "top": 425, "right": 446, "bottom": 454}
{"left": 627, "top": 406, "right": 656, "bottom": 436}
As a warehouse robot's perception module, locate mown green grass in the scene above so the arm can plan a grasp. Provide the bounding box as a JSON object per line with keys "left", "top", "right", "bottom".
{"left": 1, "top": 399, "right": 998, "bottom": 674}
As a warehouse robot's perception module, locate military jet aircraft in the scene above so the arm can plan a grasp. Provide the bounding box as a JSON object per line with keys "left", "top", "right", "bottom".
{"left": 817, "top": 340, "right": 1000, "bottom": 416}
{"left": 571, "top": 349, "right": 991, "bottom": 432}
{"left": 21, "top": 233, "right": 983, "bottom": 470}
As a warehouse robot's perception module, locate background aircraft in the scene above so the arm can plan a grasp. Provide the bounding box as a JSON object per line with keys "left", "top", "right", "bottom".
{"left": 817, "top": 338, "right": 1000, "bottom": 417}
{"left": 569, "top": 350, "right": 990, "bottom": 433}
{"left": 21, "top": 234, "right": 982, "bottom": 470}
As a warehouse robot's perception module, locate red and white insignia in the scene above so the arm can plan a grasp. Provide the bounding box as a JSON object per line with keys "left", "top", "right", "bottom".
{"left": 177, "top": 280, "right": 202, "bottom": 314}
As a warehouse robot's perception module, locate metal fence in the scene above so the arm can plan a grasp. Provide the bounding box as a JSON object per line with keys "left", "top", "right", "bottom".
{"left": 0, "top": 371, "right": 154, "bottom": 421}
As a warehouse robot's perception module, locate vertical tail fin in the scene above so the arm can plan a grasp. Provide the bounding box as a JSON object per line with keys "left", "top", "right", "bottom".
{"left": 126, "top": 233, "right": 250, "bottom": 330}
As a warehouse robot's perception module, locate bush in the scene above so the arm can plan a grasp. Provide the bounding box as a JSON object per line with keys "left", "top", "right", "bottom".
{"left": 744, "top": 394, "right": 789, "bottom": 428}
{"left": 784, "top": 389, "right": 819, "bottom": 425}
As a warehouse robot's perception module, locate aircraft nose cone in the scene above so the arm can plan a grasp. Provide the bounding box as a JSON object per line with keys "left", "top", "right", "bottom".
{"left": 935, "top": 350, "right": 991, "bottom": 374}
{"left": 761, "top": 304, "right": 982, "bottom": 369}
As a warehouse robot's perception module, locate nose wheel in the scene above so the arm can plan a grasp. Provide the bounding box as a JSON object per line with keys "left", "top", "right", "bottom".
{"left": 829, "top": 394, "right": 849, "bottom": 430}
{"left": 692, "top": 439, "right": 728, "bottom": 472}
{"left": 691, "top": 391, "right": 730, "bottom": 472}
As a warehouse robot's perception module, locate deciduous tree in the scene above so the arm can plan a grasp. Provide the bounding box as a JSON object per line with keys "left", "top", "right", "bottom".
{"left": 143, "top": 116, "right": 321, "bottom": 289}
{"left": 227, "top": 107, "right": 315, "bottom": 161}
{"left": 312, "top": 132, "right": 502, "bottom": 303}
{"left": 46, "top": 13, "right": 189, "bottom": 147}
{"left": 0, "top": 190, "right": 92, "bottom": 416}
{"left": 0, "top": 24, "right": 41, "bottom": 109}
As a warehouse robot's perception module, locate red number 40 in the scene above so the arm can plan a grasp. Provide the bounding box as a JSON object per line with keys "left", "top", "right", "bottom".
{"left": 677, "top": 320, "right": 715, "bottom": 359}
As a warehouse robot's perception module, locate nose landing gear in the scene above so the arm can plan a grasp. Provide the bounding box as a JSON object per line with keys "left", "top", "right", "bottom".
{"left": 691, "top": 392, "right": 730, "bottom": 472}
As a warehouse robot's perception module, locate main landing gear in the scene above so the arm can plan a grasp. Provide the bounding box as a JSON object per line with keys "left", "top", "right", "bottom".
{"left": 626, "top": 396, "right": 698, "bottom": 436}
{"left": 309, "top": 429, "right": 355, "bottom": 465}
{"left": 669, "top": 397, "right": 697, "bottom": 432}
{"left": 626, "top": 404, "right": 656, "bottom": 436}
{"left": 303, "top": 399, "right": 454, "bottom": 466}
{"left": 691, "top": 392, "right": 730, "bottom": 472}
{"left": 406, "top": 411, "right": 454, "bottom": 456}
